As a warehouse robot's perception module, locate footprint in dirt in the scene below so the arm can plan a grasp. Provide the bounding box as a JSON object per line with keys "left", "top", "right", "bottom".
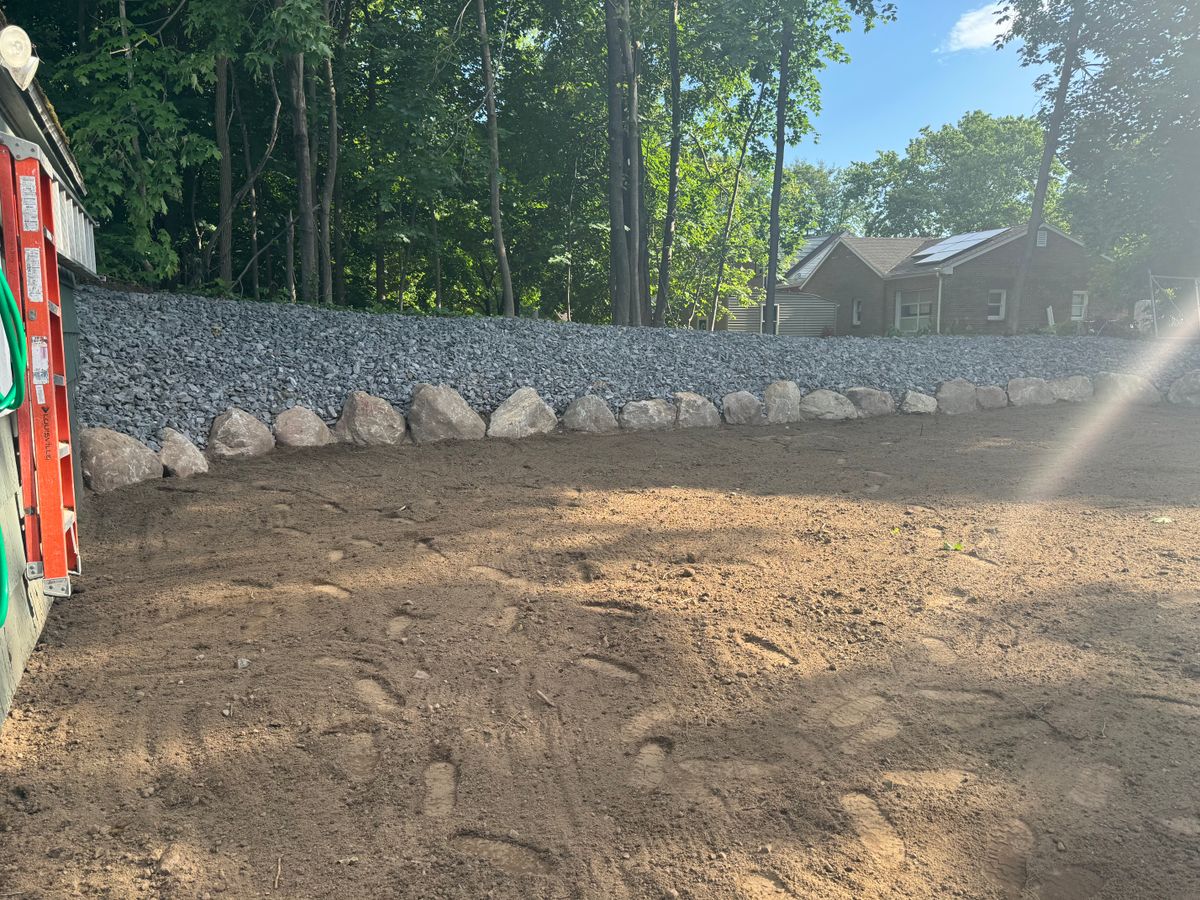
{"left": 739, "top": 871, "right": 798, "bottom": 898}
{"left": 387, "top": 613, "right": 415, "bottom": 639}
{"left": 576, "top": 655, "right": 643, "bottom": 682}
{"left": 921, "top": 637, "right": 957, "bottom": 665}
{"left": 313, "top": 580, "right": 352, "bottom": 599}
{"left": 1066, "top": 763, "right": 1121, "bottom": 811}
{"left": 451, "top": 834, "right": 552, "bottom": 876}
{"left": 580, "top": 599, "right": 645, "bottom": 618}
{"left": 490, "top": 605, "right": 519, "bottom": 632}
{"left": 627, "top": 738, "right": 672, "bottom": 790}
{"left": 840, "top": 793, "right": 905, "bottom": 867}
{"left": 828, "top": 694, "right": 885, "bottom": 729}
{"left": 470, "top": 565, "right": 536, "bottom": 592}
{"left": 337, "top": 732, "right": 380, "bottom": 781}
{"left": 839, "top": 719, "right": 901, "bottom": 756}
{"left": 423, "top": 761, "right": 458, "bottom": 817}
{"left": 981, "top": 818, "right": 1036, "bottom": 899}
{"left": 1036, "top": 865, "right": 1106, "bottom": 900}
{"left": 326, "top": 548, "right": 346, "bottom": 563}
{"left": 353, "top": 676, "right": 403, "bottom": 716}
{"left": 621, "top": 703, "right": 676, "bottom": 742}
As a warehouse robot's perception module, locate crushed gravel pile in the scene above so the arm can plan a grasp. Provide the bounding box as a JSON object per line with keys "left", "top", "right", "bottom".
{"left": 75, "top": 286, "right": 1200, "bottom": 446}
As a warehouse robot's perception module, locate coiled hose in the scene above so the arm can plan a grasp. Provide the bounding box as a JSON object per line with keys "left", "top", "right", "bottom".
{"left": 0, "top": 261, "right": 27, "bottom": 628}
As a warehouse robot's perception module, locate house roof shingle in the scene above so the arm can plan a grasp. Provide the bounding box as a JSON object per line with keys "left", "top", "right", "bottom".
{"left": 840, "top": 236, "right": 934, "bottom": 277}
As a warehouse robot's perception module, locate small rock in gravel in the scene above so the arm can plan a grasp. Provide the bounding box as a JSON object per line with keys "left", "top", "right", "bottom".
{"left": 722, "top": 391, "right": 765, "bottom": 426}
{"left": 619, "top": 399, "right": 675, "bottom": 431}
{"left": 159, "top": 427, "right": 208, "bottom": 478}
{"left": 208, "top": 408, "right": 275, "bottom": 459}
{"left": 487, "top": 387, "right": 558, "bottom": 439}
{"left": 763, "top": 380, "right": 804, "bottom": 424}
{"left": 1050, "top": 375, "right": 1093, "bottom": 402}
{"left": 799, "top": 389, "right": 857, "bottom": 421}
{"left": 81, "top": 427, "right": 162, "bottom": 492}
{"left": 976, "top": 385, "right": 1009, "bottom": 409}
{"left": 1167, "top": 370, "right": 1200, "bottom": 406}
{"left": 674, "top": 392, "right": 721, "bottom": 428}
{"left": 901, "top": 390, "right": 937, "bottom": 414}
{"left": 1007, "top": 377, "right": 1055, "bottom": 407}
{"left": 408, "top": 384, "right": 486, "bottom": 443}
{"left": 936, "top": 378, "right": 980, "bottom": 415}
{"left": 1094, "top": 372, "right": 1162, "bottom": 406}
{"left": 334, "top": 391, "right": 408, "bottom": 446}
{"left": 845, "top": 387, "right": 895, "bottom": 418}
{"left": 563, "top": 395, "right": 618, "bottom": 433}
{"left": 274, "top": 406, "right": 334, "bottom": 447}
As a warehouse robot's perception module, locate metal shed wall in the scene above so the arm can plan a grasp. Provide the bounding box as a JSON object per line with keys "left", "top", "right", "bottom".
{"left": 722, "top": 304, "right": 765, "bottom": 333}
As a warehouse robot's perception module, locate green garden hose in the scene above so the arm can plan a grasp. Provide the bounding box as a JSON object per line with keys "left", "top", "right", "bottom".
{"left": 0, "top": 261, "right": 28, "bottom": 628}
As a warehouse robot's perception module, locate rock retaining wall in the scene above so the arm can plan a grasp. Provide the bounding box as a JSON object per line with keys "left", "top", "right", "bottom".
{"left": 80, "top": 371, "right": 1200, "bottom": 493}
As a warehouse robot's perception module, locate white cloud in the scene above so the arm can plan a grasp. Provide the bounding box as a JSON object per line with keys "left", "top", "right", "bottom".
{"left": 942, "top": 4, "right": 1009, "bottom": 53}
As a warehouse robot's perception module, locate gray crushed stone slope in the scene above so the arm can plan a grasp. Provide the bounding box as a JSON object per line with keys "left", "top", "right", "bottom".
{"left": 75, "top": 287, "right": 1200, "bottom": 447}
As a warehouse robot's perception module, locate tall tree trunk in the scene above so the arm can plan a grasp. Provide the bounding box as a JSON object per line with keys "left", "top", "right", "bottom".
{"left": 620, "top": 0, "right": 642, "bottom": 325}
{"left": 432, "top": 204, "right": 444, "bottom": 311}
{"left": 374, "top": 195, "right": 387, "bottom": 305}
{"left": 117, "top": 0, "right": 152, "bottom": 272}
{"left": 477, "top": 0, "right": 516, "bottom": 317}
{"left": 318, "top": 53, "right": 339, "bottom": 305}
{"left": 604, "top": 0, "right": 632, "bottom": 325}
{"left": 1007, "top": 4, "right": 1084, "bottom": 334}
{"left": 333, "top": 175, "right": 346, "bottom": 306}
{"left": 654, "top": 0, "right": 681, "bottom": 326}
{"left": 708, "top": 84, "right": 767, "bottom": 331}
{"left": 285, "top": 210, "right": 296, "bottom": 302}
{"left": 232, "top": 69, "right": 261, "bottom": 299}
{"left": 288, "top": 52, "right": 318, "bottom": 303}
{"left": 214, "top": 55, "right": 234, "bottom": 286}
{"left": 764, "top": 18, "right": 793, "bottom": 335}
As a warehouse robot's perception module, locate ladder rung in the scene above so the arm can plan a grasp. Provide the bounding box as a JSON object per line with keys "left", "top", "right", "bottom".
{"left": 62, "top": 509, "right": 75, "bottom": 532}
{"left": 57, "top": 441, "right": 70, "bottom": 458}
{"left": 49, "top": 302, "right": 60, "bottom": 316}
{"left": 53, "top": 374, "right": 65, "bottom": 386}
{"left": 43, "top": 227, "right": 53, "bottom": 244}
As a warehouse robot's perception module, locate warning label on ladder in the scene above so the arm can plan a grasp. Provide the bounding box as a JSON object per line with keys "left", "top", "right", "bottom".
{"left": 19, "top": 174, "right": 38, "bottom": 232}
{"left": 24, "top": 246, "right": 42, "bottom": 301}
{"left": 31, "top": 334, "right": 48, "bottom": 405}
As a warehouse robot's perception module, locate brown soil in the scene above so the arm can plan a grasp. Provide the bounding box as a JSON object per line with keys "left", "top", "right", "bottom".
{"left": 3, "top": 405, "right": 1200, "bottom": 899}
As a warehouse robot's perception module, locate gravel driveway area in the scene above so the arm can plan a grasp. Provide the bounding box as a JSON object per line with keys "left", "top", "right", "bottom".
{"left": 76, "top": 287, "right": 1200, "bottom": 445}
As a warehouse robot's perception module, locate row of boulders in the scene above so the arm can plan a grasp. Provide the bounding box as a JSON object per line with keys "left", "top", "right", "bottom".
{"left": 79, "top": 370, "right": 1200, "bottom": 493}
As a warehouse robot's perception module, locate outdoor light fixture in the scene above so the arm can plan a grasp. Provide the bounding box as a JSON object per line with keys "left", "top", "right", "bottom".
{"left": 0, "top": 26, "right": 39, "bottom": 92}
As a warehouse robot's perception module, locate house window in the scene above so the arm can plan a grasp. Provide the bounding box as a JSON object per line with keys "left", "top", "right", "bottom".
{"left": 987, "top": 289, "right": 1007, "bottom": 321}
{"left": 895, "top": 290, "right": 934, "bottom": 334}
{"left": 852, "top": 298, "right": 863, "bottom": 326}
{"left": 1037, "top": 228, "right": 1049, "bottom": 248}
{"left": 1071, "top": 291, "right": 1089, "bottom": 321}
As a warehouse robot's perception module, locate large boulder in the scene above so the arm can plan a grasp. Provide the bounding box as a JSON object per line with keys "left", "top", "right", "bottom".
{"left": 81, "top": 428, "right": 162, "bottom": 493}
{"left": 1167, "top": 371, "right": 1200, "bottom": 407}
{"left": 763, "top": 380, "right": 804, "bottom": 424}
{"left": 487, "top": 388, "right": 558, "bottom": 439}
{"left": 159, "top": 428, "right": 208, "bottom": 478}
{"left": 274, "top": 406, "right": 334, "bottom": 448}
{"left": 845, "top": 387, "right": 895, "bottom": 418}
{"left": 334, "top": 391, "right": 408, "bottom": 446}
{"left": 208, "top": 408, "right": 275, "bottom": 459}
{"left": 799, "top": 389, "right": 857, "bottom": 421}
{"left": 974, "top": 385, "right": 1008, "bottom": 410}
{"left": 619, "top": 399, "right": 675, "bottom": 431}
{"left": 563, "top": 395, "right": 618, "bottom": 433}
{"left": 1007, "top": 377, "right": 1056, "bottom": 407}
{"left": 722, "top": 391, "right": 765, "bottom": 426}
{"left": 674, "top": 392, "right": 721, "bottom": 429}
{"left": 1093, "top": 372, "right": 1162, "bottom": 406}
{"left": 408, "top": 384, "right": 486, "bottom": 443}
{"left": 936, "top": 379, "right": 979, "bottom": 415}
{"left": 901, "top": 390, "right": 937, "bottom": 414}
{"left": 1050, "top": 375, "right": 1094, "bottom": 403}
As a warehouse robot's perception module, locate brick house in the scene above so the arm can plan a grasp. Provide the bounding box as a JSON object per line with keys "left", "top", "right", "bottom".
{"left": 784, "top": 225, "right": 1095, "bottom": 335}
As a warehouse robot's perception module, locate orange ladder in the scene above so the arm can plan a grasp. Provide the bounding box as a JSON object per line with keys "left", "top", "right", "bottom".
{"left": 0, "top": 138, "right": 80, "bottom": 598}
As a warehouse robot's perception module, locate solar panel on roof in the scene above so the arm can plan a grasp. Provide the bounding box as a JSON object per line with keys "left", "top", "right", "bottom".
{"left": 913, "top": 228, "right": 1008, "bottom": 265}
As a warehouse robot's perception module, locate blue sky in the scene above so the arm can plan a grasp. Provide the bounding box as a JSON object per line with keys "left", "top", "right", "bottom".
{"left": 791, "top": 2, "right": 1045, "bottom": 168}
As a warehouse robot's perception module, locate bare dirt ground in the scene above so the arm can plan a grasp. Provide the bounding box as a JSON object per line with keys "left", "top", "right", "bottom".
{"left": 3, "top": 404, "right": 1200, "bottom": 899}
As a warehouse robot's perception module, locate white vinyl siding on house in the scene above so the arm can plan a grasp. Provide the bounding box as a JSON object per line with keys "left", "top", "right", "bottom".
{"left": 895, "top": 290, "right": 934, "bottom": 334}
{"left": 987, "top": 289, "right": 1007, "bottom": 321}
{"left": 1071, "top": 291, "right": 1089, "bottom": 320}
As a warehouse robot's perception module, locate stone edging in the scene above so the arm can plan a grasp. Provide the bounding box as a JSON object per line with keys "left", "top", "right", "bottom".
{"left": 78, "top": 370, "right": 1200, "bottom": 493}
